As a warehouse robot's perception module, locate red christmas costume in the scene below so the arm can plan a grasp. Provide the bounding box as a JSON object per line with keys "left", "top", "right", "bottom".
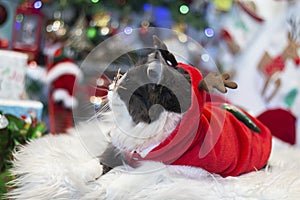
{"left": 129, "top": 63, "right": 272, "bottom": 177}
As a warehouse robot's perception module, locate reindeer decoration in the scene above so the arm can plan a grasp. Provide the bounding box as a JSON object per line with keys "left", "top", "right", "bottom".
{"left": 257, "top": 18, "right": 300, "bottom": 102}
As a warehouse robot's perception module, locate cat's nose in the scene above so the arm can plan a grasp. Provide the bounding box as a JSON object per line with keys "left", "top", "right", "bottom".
{"left": 148, "top": 104, "right": 164, "bottom": 123}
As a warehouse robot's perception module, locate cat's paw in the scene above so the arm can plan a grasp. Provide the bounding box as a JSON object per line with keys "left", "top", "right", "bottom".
{"left": 70, "top": 158, "right": 103, "bottom": 182}
{"left": 105, "top": 162, "right": 170, "bottom": 199}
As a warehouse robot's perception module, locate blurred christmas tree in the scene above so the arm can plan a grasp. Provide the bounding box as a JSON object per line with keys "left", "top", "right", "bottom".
{"left": 65, "top": 13, "right": 94, "bottom": 60}
{"left": 52, "top": 0, "right": 208, "bottom": 28}
{"left": 42, "top": 0, "right": 208, "bottom": 47}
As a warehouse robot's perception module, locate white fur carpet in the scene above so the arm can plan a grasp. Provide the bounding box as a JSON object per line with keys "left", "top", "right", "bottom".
{"left": 7, "top": 121, "right": 300, "bottom": 200}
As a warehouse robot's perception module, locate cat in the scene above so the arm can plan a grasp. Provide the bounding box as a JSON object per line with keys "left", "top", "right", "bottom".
{"left": 102, "top": 35, "right": 272, "bottom": 177}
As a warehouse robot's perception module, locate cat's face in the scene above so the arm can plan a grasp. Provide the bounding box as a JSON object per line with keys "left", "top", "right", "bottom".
{"left": 113, "top": 51, "right": 191, "bottom": 124}
{"left": 107, "top": 49, "right": 192, "bottom": 152}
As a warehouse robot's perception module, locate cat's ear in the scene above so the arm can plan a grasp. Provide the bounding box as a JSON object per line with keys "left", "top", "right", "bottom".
{"left": 153, "top": 35, "right": 178, "bottom": 67}
{"left": 153, "top": 35, "right": 168, "bottom": 51}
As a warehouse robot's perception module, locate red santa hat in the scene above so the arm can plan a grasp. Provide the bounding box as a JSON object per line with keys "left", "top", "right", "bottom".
{"left": 257, "top": 108, "right": 296, "bottom": 145}
{"left": 46, "top": 48, "right": 83, "bottom": 109}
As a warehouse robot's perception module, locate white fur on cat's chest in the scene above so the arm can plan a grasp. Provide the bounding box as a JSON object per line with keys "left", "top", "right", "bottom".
{"left": 107, "top": 76, "right": 182, "bottom": 158}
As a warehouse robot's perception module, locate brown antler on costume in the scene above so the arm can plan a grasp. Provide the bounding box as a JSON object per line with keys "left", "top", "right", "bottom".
{"left": 198, "top": 71, "right": 238, "bottom": 93}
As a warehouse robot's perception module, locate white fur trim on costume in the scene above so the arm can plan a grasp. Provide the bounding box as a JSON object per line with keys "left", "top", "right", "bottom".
{"left": 46, "top": 61, "right": 83, "bottom": 84}
{"left": 53, "top": 89, "right": 78, "bottom": 108}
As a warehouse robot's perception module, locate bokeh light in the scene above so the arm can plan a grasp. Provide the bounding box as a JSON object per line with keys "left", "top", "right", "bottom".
{"left": 201, "top": 53, "right": 210, "bottom": 62}
{"left": 91, "top": 0, "right": 100, "bottom": 3}
{"left": 179, "top": 5, "right": 189, "bottom": 14}
{"left": 34, "top": 1, "right": 42, "bottom": 9}
{"left": 124, "top": 26, "right": 133, "bottom": 35}
{"left": 204, "top": 27, "right": 214, "bottom": 38}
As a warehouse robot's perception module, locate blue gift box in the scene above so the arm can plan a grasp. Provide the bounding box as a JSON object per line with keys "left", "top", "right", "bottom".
{"left": 0, "top": 99, "right": 43, "bottom": 120}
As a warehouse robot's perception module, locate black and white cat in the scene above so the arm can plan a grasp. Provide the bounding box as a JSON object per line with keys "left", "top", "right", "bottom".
{"left": 106, "top": 36, "right": 192, "bottom": 159}
{"left": 102, "top": 35, "right": 239, "bottom": 170}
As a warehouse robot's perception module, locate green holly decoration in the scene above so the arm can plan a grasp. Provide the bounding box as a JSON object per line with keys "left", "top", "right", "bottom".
{"left": 221, "top": 103, "right": 261, "bottom": 133}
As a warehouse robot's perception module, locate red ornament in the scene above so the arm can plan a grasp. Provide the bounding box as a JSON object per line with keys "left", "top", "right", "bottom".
{"left": 11, "top": 0, "right": 43, "bottom": 62}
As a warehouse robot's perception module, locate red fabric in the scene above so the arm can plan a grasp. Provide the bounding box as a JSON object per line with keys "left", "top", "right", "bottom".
{"left": 128, "top": 63, "right": 272, "bottom": 177}
{"left": 206, "top": 93, "right": 229, "bottom": 103}
{"left": 257, "top": 108, "right": 296, "bottom": 145}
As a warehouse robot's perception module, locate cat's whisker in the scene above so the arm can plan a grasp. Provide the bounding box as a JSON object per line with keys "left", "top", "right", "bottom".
{"left": 95, "top": 87, "right": 109, "bottom": 92}
{"left": 115, "top": 85, "right": 127, "bottom": 90}
{"left": 111, "top": 68, "right": 125, "bottom": 92}
{"left": 88, "top": 102, "right": 111, "bottom": 122}
{"left": 97, "top": 104, "right": 109, "bottom": 115}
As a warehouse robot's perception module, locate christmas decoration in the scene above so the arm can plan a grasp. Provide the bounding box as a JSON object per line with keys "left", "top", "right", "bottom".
{"left": 46, "top": 48, "right": 82, "bottom": 134}
{"left": 205, "top": 0, "right": 264, "bottom": 75}
{"left": 0, "top": 111, "right": 46, "bottom": 196}
{"left": 258, "top": 31, "right": 300, "bottom": 102}
{"left": 0, "top": 111, "right": 46, "bottom": 171}
{"left": 258, "top": 108, "right": 296, "bottom": 145}
{"left": 86, "top": 11, "right": 116, "bottom": 44}
{"left": 0, "top": 50, "right": 28, "bottom": 100}
{"left": 44, "top": 0, "right": 208, "bottom": 32}
{"left": 0, "top": 99, "right": 44, "bottom": 121}
{"left": 65, "top": 13, "right": 94, "bottom": 60}
{"left": 226, "top": 1, "right": 300, "bottom": 147}
{"left": 45, "top": 18, "right": 69, "bottom": 43}
{"left": 11, "top": 0, "right": 43, "bottom": 62}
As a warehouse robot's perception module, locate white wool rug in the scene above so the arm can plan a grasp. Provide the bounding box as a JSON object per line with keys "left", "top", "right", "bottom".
{"left": 7, "top": 124, "right": 300, "bottom": 200}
